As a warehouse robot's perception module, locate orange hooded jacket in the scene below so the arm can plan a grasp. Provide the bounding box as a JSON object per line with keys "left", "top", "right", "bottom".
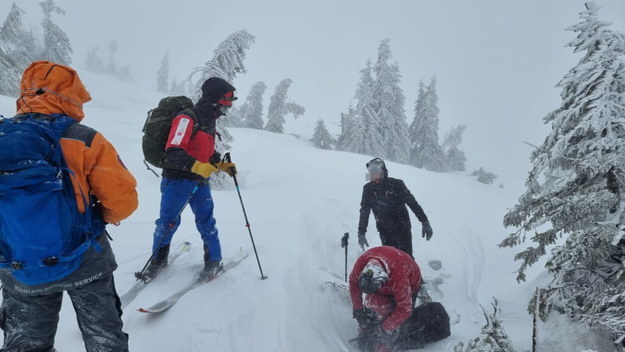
{"left": 16, "top": 61, "right": 138, "bottom": 224}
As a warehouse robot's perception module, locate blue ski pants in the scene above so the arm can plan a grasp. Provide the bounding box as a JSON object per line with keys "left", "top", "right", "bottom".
{"left": 152, "top": 177, "right": 221, "bottom": 262}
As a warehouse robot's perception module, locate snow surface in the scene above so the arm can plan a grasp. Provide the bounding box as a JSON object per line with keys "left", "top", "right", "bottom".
{"left": 0, "top": 72, "right": 614, "bottom": 351}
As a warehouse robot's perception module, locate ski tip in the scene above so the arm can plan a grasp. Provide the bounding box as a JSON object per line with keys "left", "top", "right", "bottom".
{"left": 137, "top": 308, "right": 150, "bottom": 313}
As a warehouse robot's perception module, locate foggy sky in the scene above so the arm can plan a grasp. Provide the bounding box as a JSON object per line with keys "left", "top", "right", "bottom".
{"left": 2, "top": 0, "right": 625, "bottom": 189}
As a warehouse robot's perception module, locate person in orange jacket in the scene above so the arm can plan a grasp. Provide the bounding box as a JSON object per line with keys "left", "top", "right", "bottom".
{"left": 0, "top": 61, "right": 138, "bottom": 352}
{"left": 349, "top": 246, "right": 422, "bottom": 352}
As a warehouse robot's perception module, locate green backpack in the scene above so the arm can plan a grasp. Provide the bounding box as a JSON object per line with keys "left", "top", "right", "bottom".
{"left": 142, "top": 96, "right": 197, "bottom": 169}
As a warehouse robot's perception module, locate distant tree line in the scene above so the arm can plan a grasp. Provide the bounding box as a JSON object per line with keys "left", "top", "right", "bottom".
{"left": 334, "top": 39, "right": 467, "bottom": 172}
{"left": 84, "top": 40, "right": 133, "bottom": 82}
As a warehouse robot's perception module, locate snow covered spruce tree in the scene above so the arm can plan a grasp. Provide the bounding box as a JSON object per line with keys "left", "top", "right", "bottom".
{"left": 501, "top": 1, "right": 625, "bottom": 342}
{"left": 336, "top": 60, "right": 385, "bottom": 156}
{"left": 241, "top": 81, "right": 267, "bottom": 129}
{"left": 220, "top": 105, "right": 242, "bottom": 127}
{"left": 371, "top": 39, "right": 410, "bottom": 163}
{"left": 156, "top": 53, "right": 169, "bottom": 93}
{"left": 40, "top": 0, "right": 72, "bottom": 65}
{"left": 190, "top": 29, "right": 255, "bottom": 188}
{"left": 407, "top": 81, "right": 427, "bottom": 165}
{"left": 0, "top": 3, "right": 36, "bottom": 97}
{"left": 409, "top": 77, "right": 446, "bottom": 171}
{"left": 85, "top": 47, "right": 106, "bottom": 73}
{"left": 443, "top": 124, "right": 468, "bottom": 172}
{"left": 453, "top": 298, "right": 515, "bottom": 352}
{"left": 310, "top": 118, "right": 335, "bottom": 150}
{"left": 192, "top": 30, "right": 255, "bottom": 93}
{"left": 264, "top": 78, "right": 305, "bottom": 133}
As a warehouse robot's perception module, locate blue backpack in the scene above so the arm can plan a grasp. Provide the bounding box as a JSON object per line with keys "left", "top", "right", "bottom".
{"left": 0, "top": 114, "right": 102, "bottom": 285}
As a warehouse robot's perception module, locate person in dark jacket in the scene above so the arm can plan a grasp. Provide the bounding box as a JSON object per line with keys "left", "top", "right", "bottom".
{"left": 349, "top": 246, "right": 422, "bottom": 352}
{"left": 358, "top": 157, "right": 433, "bottom": 257}
{"left": 140, "top": 77, "right": 237, "bottom": 283}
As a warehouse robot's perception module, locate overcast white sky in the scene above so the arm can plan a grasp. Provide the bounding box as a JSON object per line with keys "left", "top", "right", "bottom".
{"left": 3, "top": 0, "right": 625, "bottom": 189}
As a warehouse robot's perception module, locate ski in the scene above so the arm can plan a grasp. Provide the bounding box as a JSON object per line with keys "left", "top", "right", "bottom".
{"left": 137, "top": 252, "right": 249, "bottom": 314}
{"left": 120, "top": 241, "right": 192, "bottom": 309}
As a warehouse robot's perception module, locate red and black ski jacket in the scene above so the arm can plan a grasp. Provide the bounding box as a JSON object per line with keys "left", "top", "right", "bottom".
{"left": 349, "top": 246, "right": 422, "bottom": 331}
{"left": 163, "top": 78, "right": 235, "bottom": 180}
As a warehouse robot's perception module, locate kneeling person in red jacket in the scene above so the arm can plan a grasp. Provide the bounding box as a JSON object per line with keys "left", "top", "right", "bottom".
{"left": 349, "top": 246, "right": 422, "bottom": 352}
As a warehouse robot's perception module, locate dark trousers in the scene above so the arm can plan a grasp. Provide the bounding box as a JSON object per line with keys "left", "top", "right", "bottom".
{"left": 0, "top": 274, "right": 128, "bottom": 352}
{"left": 379, "top": 229, "right": 413, "bottom": 257}
{"left": 397, "top": 302, "right": 451, "bottom": 349}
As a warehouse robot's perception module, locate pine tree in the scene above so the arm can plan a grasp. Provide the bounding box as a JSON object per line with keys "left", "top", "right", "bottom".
{"left": 221, "top": 105, "right": 242, "bottom": 127}
{"left": 191, "top": 30, "right": 255, "bottom": 97}
{"left": 242, "top": 81, "right": 267, "bottom": 129}
{"left": 335, "top": 109, "right": 353, "bottom": 151}
{"left": 189, "top": 30, "right": 255, "bottom": 189}
{"left": 442, "top": 125, "right": 467, "bottom": 172}
{"left": 408, "top": 81, "right": 426, "bottom": 158}
{"left": 0, "top": 3, "right": 35, "bottom": 97}
{"left": 106, "top": 40, "right": 117, "bottom": 75}
{"left": 501, "top": 2, "right": 625, "bottom": 341}
{"left": 410, "top": 77, "right": 446, "bottom": 171}
{"left": 471, "top": 167, "right": 498, "bottom": 185}
{"left": 2, "top": 3, "right": 36, "bottom": 70}
{"left": 85, "top": 47, "right": 106, "bottom": 73}
{"left": 310, "top": 118, "right": 335, "bottom": 150}
{"left": 453, "top": 298, "right": 515, "bottom": 352}
{"left": 337, "top": 60, "right": 385, "bottom": 156}
{"left": 0, "top": 41, "right": 20, "bottom": 97}
{"left": 264, "top": 79, "right": 305, "bottom": 133}
{"left": 156, "top": 53, "right": 169, "bottom": 93}
{"left": 371, "top": 39, "right": 410, "bottom": 163}
{"left": 39, "top": 0, "right": 72, "bottom": 65}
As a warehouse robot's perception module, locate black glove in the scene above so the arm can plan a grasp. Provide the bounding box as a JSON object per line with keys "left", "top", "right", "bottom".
{"left": 373, "top": 325, "right": 400, "bottom": 346}
{"left": 353, "top": 308, "right": 376, "bottom": 329}
{"left": 422, "top": 221, "right": 433, "bottom": 241}
{"left": 358, "top": 232, "right": 369, "bottom": 251}
{"left": 209, "top": 151, "right": 222, "bottom": 165}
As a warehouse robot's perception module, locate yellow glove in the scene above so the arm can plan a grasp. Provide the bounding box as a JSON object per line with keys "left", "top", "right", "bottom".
{"left": 216, "top": 161, "right": 237, "bottom": 177}
{"left": 191, "top": 161, "right": 218, "bottom": 178}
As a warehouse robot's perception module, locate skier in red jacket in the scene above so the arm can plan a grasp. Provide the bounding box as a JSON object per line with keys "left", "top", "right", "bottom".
{"left": 349, "top": 246, "right": 422, "bottom": 352}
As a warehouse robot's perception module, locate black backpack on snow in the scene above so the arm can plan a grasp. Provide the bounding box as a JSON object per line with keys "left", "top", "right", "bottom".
{"left": 142, "top": 96, "right": 197, "bottom": 169}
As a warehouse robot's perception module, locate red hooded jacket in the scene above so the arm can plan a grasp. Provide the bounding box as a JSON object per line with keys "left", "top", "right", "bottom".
{"left": 349, "top": 246, "right": 422, "bottom": 331}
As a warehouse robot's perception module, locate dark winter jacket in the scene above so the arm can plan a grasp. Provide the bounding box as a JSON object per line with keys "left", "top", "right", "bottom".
{"left": 163, "top": 77, "right": 235, "bottom": 180}
{"left": 358, "top": 177, "right": 428, "bottom": 236}
{"left": 349, "top": 246, "right": 422, "bottom": 332}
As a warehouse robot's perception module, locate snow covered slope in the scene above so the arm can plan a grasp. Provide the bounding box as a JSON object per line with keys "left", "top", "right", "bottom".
{"left": 0, "top": 71, "right": 609, "bottom": 352}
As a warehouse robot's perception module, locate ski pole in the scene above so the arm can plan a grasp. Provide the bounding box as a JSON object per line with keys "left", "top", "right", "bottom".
{"left": 341, "top": 232, "right": 349, "bottom": 282}
{"left": 135, "top": 182, "right": 201, "bottom": 281}
{"left": 224, "top": 152, "right": 267, "bottom": 280}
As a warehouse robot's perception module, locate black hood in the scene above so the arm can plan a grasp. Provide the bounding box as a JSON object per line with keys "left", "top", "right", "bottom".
{"left": 196, "top": 77, "right": 236, "bottom": 106}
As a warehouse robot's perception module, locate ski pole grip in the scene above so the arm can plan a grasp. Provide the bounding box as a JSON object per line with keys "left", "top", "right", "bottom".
{"left": 341, "top": 232, "right": 349, "bottom": 248}
{"left": 224, "top": 152, "right": 232, "bottom": 163}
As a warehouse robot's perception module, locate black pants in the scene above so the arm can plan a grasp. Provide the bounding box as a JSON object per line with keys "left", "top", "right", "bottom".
{"left": 379, "top": 229, "right": 413, "bottom": 257}
{"left": 0, "top": 274, "right": 128, "bottom": 352}
{"left": 397, "top": 302, "right": 451, "bottom": 349}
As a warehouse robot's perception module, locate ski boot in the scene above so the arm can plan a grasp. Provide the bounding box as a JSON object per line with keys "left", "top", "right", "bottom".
{"left": 197, "top": 244, "right": 223, "bottom": 282}
{"left": 136, "top": 245, "right": 170, "bottom": 283}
